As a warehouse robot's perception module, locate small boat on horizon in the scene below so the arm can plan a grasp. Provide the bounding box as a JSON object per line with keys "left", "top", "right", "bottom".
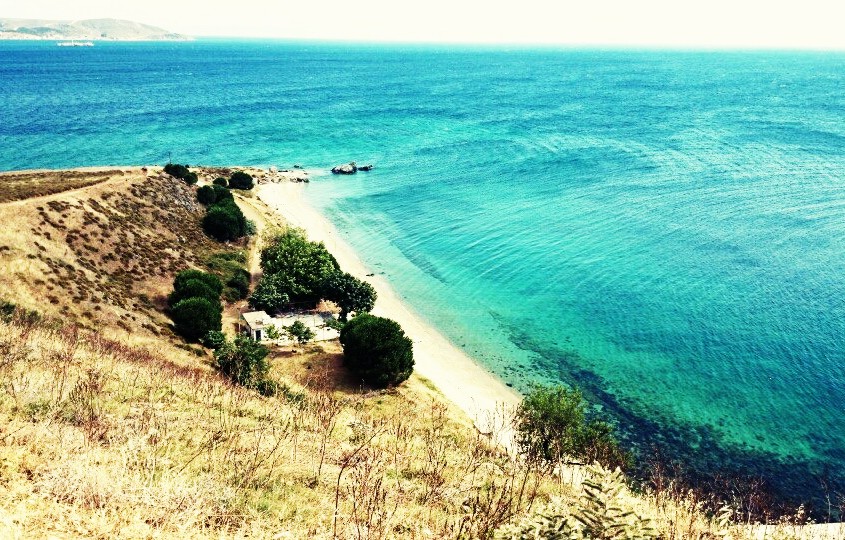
{"left": 57, "top": 40, "right": 94, "bottom": 47}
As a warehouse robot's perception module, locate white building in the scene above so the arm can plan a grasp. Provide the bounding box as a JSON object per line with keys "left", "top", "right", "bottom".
{"left": 240, "top": 310, "right": 340, "bottom": 344}
{"left": 240, "top": 311, "right": 272, "bottom": 341}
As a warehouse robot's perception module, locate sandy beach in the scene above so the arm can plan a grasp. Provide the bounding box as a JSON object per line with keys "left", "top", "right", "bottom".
{"left": 256, "top": 181, "right": 522, "bottom": 445}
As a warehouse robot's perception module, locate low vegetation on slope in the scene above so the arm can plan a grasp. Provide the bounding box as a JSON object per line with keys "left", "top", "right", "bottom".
{"left": 0, "top": 310, "right": 546, "bottom": 538}
{"left": 0, "top": 167, "right": 246, "bottom": 340}
{"left": 0, "top": 168, "right": 120, "bottom": 203}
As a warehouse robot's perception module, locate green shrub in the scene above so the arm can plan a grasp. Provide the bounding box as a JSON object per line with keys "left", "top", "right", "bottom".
{"left": 227, "top": 268, "right": 251, "bottom": 299}
{"left": 197, "top": 185, "right": 216, "bottom": 205}
{"left": 339, "top": 313, "right": 413, "bottom": 388}
{"left": 212, "top": 184, "right": 233, "bottom": 203}
{"left": 210, "top": 250, "right": 246, "bottom": 264}
{"left": 164, "top": 163, "right": 190, "bottom": 179}
{"left": 213, "top": 177, "right": 228, "bottom": 187}
{"left": 168, "top": 278, "right": 220, "bottom": 307}
{"left": 214, "top": 334, "right": 271, "bottom": 390}
{"left": 244, "top": 219, "right": 256, "bottom": 236}
{"left": 0, "top": 301, "right": 16, "bottom": 322}
{"left": 202, "top": 330, "right": 227, "bottom": 350}
{"left": 514, "top": 385, "right": 631, "bottom": 470}
{"left": 322, "top": 317, "right": 346, "bottom": 332}
{"left": 172, "top": 270, "right": 223, "bottom": 299}
{"left": 203, "top": 201, "right": 247, "bottom": 242}
{"left": 205, "top": 251, "right": 246, "bottom": 274}
{"left": 171, "top": 297, "right": 222, "bottom": 342}
{"left": 229, "top": 171, "right": 254, "bottom": 190}
{"left": 163, "top": 163, "right": 197, "bottom": 184}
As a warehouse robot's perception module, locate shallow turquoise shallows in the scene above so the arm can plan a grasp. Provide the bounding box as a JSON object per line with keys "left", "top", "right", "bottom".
{"left": 3, "top": 40, "right": 844, "bottom": 505}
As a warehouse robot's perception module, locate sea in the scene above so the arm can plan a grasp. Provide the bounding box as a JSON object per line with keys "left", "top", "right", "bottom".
{"left": 2, "top": 39, "right": 844, "bottom": 510}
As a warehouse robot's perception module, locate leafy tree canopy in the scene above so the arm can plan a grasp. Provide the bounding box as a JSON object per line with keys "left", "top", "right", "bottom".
{"left": 203, "top": 201, "right": 248, "bottom": 242}
{"left": 257, "top": 228, "right": 339, "bottom": 308}
{"left": 168, "top": 278, "right": 219, "bottom": 307}
{"left": 248, "top": 272, "right": 293, "bottom": 312}
{"left": 172, "top": 270, "right": 223, "bottom": 298}
{"left": 212, "top": 184, "right": 233, "bottom": 203}
{"left": 322, "top": 271, "right": 376, "bottom": 321}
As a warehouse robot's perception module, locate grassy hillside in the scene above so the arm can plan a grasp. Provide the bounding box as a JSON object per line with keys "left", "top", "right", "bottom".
{"left": 0, "top": 167, "right": 245, "bottom": 344}
{"left": 0, "top": 168, "right": 837, "bottom": 539}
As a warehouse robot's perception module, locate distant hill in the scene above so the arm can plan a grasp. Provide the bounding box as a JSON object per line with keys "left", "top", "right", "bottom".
{"left": 0, "top": 17, "right": 191, "bottom": 41}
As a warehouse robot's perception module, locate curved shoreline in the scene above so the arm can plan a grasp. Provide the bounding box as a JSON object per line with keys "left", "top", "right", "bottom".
{"left": 256, "top": 181, "right": 521, "bottom": 445}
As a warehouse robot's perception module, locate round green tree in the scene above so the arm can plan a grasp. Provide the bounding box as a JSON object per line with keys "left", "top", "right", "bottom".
{"left": 339, "top": 313, "right": 413, "bottom": 388}
{"left": 172, "top": 270, "right": 223, "bottom": 299}
{"left": 213, "top": 177, "right": 228, "bottom": 187}
{"left": 203, "top": 202, "right": 247, "bottom": 241}
{"left": 171, "top": 297, "right": 222, "bottom": 342}
{"left": 168, "top": 278, "right": 220, "bottom": 307}
{"left": 229, "top": 171, "right": 254, "bottom": 190}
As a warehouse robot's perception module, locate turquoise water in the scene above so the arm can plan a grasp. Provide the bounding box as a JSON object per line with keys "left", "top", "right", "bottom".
{"left": 2, "top": 40, "right": 845, "bottom": 506}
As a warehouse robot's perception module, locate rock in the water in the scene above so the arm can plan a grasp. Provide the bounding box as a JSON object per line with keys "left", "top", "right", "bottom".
{"left": 331, "top": 162, "right": 357, "bottom": 175}
{"left": 358, "top": 164, "right": 374, "bottom": 171}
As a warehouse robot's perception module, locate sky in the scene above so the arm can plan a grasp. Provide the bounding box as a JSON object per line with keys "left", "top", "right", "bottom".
{"left": 3, "top": 0, "right": 845, "bottom": 50}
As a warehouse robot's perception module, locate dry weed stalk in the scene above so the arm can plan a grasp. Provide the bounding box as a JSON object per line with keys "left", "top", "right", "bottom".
{"left": 345, "top": 447, "right": 399, "bottom": 540}
{"left": 419, "top": 401, "right": 453, "bottom": 505}
{"left": 312, "top": 390, "right": 345, "bottom": 483}
{"left": 333, "top": 418, "right": 387, "bottom": 539}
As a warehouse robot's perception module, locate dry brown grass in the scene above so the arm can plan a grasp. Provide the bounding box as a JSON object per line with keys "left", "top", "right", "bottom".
{"left": 0, "top": 313, "right": 556, "bottom": 539}
{"left": 0, "top": 167, "right": 247, "bottom": 345}
{"left": 0, "top": 168, "right": 127, "bottom": 203}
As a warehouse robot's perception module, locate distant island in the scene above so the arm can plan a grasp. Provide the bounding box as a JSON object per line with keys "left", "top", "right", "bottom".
{"left": 0, "top": 18, "right": 191, "bottom": 41}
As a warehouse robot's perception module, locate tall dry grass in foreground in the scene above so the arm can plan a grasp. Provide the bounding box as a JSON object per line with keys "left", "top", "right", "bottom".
{"left": 0, "top": 311, "right": 547, "bottom": 538}
{"left": 2, "top": 311, "right": 838, "bottom": 539}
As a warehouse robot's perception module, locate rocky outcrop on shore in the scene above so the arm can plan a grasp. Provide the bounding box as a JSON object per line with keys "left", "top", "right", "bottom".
{"left": 331, "top": 162, "right": 357, "bottom": 174}
{"left": 331, "top": 162, "right": 374, "bottom": 175}
{"left": 256, "top": 167, "right": 310, "bottom": 184}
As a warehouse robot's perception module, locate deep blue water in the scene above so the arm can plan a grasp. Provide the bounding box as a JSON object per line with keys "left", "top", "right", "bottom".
{"left": 3, "top": 39, "right": 845, "bottom": 507}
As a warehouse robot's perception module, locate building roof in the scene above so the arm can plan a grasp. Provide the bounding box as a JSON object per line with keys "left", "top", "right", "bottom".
{"left": 241, "top": 311, "right": 271, "bottom": 329}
